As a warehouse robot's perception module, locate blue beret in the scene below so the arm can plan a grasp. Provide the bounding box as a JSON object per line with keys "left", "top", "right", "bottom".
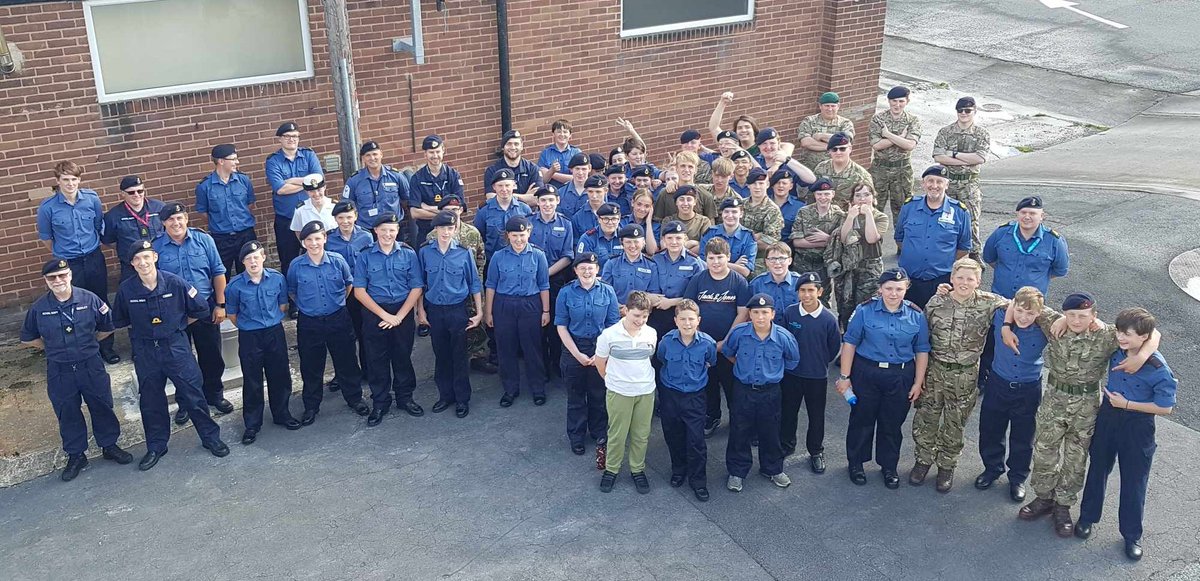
{"left": 922, "top": 165, "right": 948, "bottom": 179}
{"left": 374, "top": 212, "right": 400, "bottom": 227}
{"left": 584, "top": 175, "right": 607, "bottom": 189}
{"left": 568, "top": 153, "right": 590, "bottom": 168}
{"left": 119, "top": 175, "right": 143, "bottom": 191}
{"left": 332, "top": 200, "right": 356, "bottom": 215}
{"left": 437, "top": 194, "right": 463, "bottom": 209}
{"left": 504, "top": 216, "right": 531, "bottom": 233}
{"left": 716, "top": 130, "right": 738, "bottom": 142}
{"left": 679, "top": 129, "right": 701, "bottom": 144}
{"left": 129, "top": 240, "right": 155, "bottom": 261}
{"left": 755, "top": 127, "right": 779, "bottom": 146}
{"left": 573, "top": 252, "right": 599, "bottom": 267}
{"left": 1016, "top": 196, "right": 1043, "bottom": 211}
{"left": 956, "top": 97, "right": 976, "bottom": 111}
{"left": 359, "top": 141, "right": 381, "bottom": 157}
{"left": 826, "top": 132, "right": 852, "bottom": 150}
{"left": 422, "top": 135, "right": 443, "bottom": 150}
{"left": 819, "top": 92, "right": 840, "bottom": 104}
{"left": 535, "top": 185, "right": 558, "bottom": 198}
{"left": 618, "top": 224, "right": 645, "bottom": 239}
{"left": 299, "top": 221, "right": 326, "bottom": 241}
{"left": 596, "top": 203, "right": 621, "bottom": 217}
{"left": 275, "top": 122, "right": 299, "bottom": 136}
{"left": 211, "top": 144, "right": 236, "bottom": 159}
{"left": 490, "top": 168, "right": 516, "bottom": 185}
{"left": 604, "top": 164, "right": 625, "bottom": 177}
{"left": 769, "top": 169, "right": 793, "bottom": 187}
{"left": 730, "top": 149, "right": 751, "bottom": 162}
{"left": 162, "top": 202, "right": 187, "bottom": 219}
{"left": 879, "top": 267, "right": 909, "bottom": 284}
{"left": 1062, "top": 292, "right": 1095, "bottom": 311}
{"left": 886, "top": 86, "right": 910, "bottom": 100}
{"left": 719, "top": 197, "right": 743, "bottom": 211}
{"left": 747, "top": 293, "right": 774, "bottom": 309}
{"left": 810, "top": 177, "right": 834, "bottom": 193}
{"left": 797, "top": 271, "right": 823, "bottom": 287}
{"left": 239, "top": 240, "right": 265, "bottom": 262}
{"left": 431, "top": 210, "right": 457, "bottom": 228}
{"left": 589, "top": 153, "right": 607, "bottom": 170}
{"left": 629, "top": 165, "right": 653, "bottom": 179}
{"left": 674, "top": 185, "right": 697, "bottom": 199}
{"left": 661, "top": 221, "right": 686, "bottom": 236}
{"left": 500, "top": 129, "right": 522, "bottom": 146}
{"left": 747, "top": 167, "right": 768, "bottom": 183}
{"left": 42, "top": 258, "right": 70, "bottom": 276}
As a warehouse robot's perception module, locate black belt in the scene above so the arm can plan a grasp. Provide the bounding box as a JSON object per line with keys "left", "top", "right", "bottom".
{"left": 993, "top": 375, "right": 1041, "bottom": 389}
{"left": 856, "top": 354, "right": 913, "bottom": 370}
{"left": 744, "top": 382, "right": 779, "bottom": 391}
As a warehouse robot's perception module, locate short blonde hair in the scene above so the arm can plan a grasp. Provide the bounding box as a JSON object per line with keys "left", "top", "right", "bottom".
{"left": 1012, "top": 286, "right": 1044, "bottom": 311}
{"left": 951, "top": 257, "right": 982, "bottom": 278}
{"left": 711, "top": 157, "right": 734, "bottom": 176}
{"left": 675, "top": 151, "right": 700, "bottom": 167}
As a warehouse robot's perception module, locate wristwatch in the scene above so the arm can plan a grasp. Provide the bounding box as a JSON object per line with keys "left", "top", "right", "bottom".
{"left": 837, "top": 374, "right": 850, "bottom": 381}
{"left": 216, "top": 302, "right": 226, "bottom": 308}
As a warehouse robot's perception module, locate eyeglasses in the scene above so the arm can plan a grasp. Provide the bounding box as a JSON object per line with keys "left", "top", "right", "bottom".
{"left": 957, "top": 108, "right": 975, "bottom": 114}
{"left": 45, "top": 272, "right": 69, "bottom": 280}
{"left": 599, "top": 217, "right": 621, "bottom": 222}
{"left": 766, "top": 257, "right": 789, "bottom": 263}
{"left": 281, "top": 134, "right": 300, "bottom": 140}
{"left": 125, "top": 189, "right": 146, "bottom": 195}
{"left": 830, "top": 146, "right": 850, "bottom": 152}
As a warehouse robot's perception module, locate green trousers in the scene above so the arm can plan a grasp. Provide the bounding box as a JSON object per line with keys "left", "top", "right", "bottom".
{"left": 605, "top": 390, "right": 656, "bottom": 474}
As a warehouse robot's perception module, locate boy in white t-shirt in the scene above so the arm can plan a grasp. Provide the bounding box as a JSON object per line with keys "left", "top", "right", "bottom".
{"left": 595, "top": 290, "right": 658, "bottom": 494}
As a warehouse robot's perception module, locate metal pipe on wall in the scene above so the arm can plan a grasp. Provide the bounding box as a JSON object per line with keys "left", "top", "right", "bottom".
{"left": 496, "top": 0, "right": 512, "bottom": 133}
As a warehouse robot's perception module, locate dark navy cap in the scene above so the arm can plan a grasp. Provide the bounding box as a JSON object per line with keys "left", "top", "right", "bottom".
{"left": 332, "top": 200, "right": 357, "bottom": 215}
{"left": 500, "top": 129, "right": 522, "bottom": 146}
{"left": 618, "top": 224, "right": 645, "bottom": 239}
{"left": 301, "top": 173, "right": 325, "bottom": 191}
{"left": 879, "top": 267, "right": 909, "bottom": 284}
{"left": 42, "top": 258, "right": 70, "bottom": 276}
{"left": 129, "top": 240, "right": 155, "bottom": 261}
{"left": 589, "top": 153, "right": 607, "bottom": 171}
{"left": 568, "top": 153, "right": 590, "bottom": 168}
{"left": 769, "top": 169, "right": 793, "bottom": 187}
{"left": 1062, "top": 292, "right": 1095, "bottom": 311}
{"left": 629, "top": 165, "right": 653, "bottom": 179}
{"left": 675, "top": 185, "right": 697, "bottom": 199}
{"left": 716, "top": 130, "right": 738, "bottom": 142}
{"left": 922, "top": 165, "right": 948, "bottom": 179}
{"left": 535, "top": 185, "right": 558, "bottom": 198}
{"left": 573, "top": 252, "right": 599, "bottom": 267}
{"left": 719, "top": 197, "right": 743, "bottom": 211}
{"left": 504, "top": 216, "right": 531, "bottom": 233}
{"left": 374, "top": 212, "right": 400, "bottom": 227}
{"left": 747, "top": 293, "right": 774, "bottom": 309}
{"left": 422, "top": 135, "right": 444, "bottom": 150}
{"left": 826, "top": 132, "right": 852, "bottom": 150}
{"left": 119, "top": 175, "right": 143, "bottom": 191}
{"left": 886, "top": 86, "right": 910, "bottom": 100}
{"left": 680, "top": 129, "right": 701, "bottom": 144}
{"left": 275, "top": 121, "right": 299, "bottom": 136}
{"left": 610, "top": 146, "right": 624, "bottom": 158}
{"left": 956, "top": 96, "right": 976, "bottom": 111}
{"left": 604, "top": 164, "right": 625, "bottom": 177}
{"left": 162, "top": 202, "right": 187, "bottom": 219}
{"left": 819, "top": 92, "right": 840, "bottom": 104}
{"left": 596, "top": 203, "right": 621, "bottom": 217}
{"left": 661, "top": 221, "right": 686, "bottom": 236}
{"left": 755, "top": 127, "right": 779, "bottom": 146}
{"left": 730, "top": 149, "right": 751, "bottom": 161}
{"left": 359, "top": 141, "right": 381, "bottom": 157}
{"left": 797, "top": 271, "right": 823, "bottom": 287}
{"left": 490, "top": 168, "right": 516, "bottom": 185}
{"left": 299, "top": 221, "right": 326, "bottom": 241}
{"left": 1016, "top": 196, "right": 1043, "bottom": 211}
{"left": 810, "top": 177, "right": 834, "bottom": 192}
{"left": 431, "top": 210, "right": 457, "bottom": 228}
{"left": 584, "top": 175, "right": 607, "bottom": 189}
{"left": 239, "top": 240, "right": 265, "bottom": 261}
{"left": 211, "top": 144, "right": 236, "bottom": 159}
{"left": 746, "top": 167, "right": 768, "bottom": 183}
{"left": 437, "top": 194, "right": 464, "bottom": 209}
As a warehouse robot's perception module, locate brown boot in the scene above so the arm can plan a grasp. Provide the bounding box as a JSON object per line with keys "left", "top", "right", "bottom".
{"left": 1018, "top": 497, "right": 1056, "bottom": 520}
{"left": 935, "top": 467, "right": 954, "bottom": 493}
{"left": 1052, "top": 504, "right": 1075, "bottom": 538}
{"left": 909, "top": 463, "right": 931, "bottom": 486}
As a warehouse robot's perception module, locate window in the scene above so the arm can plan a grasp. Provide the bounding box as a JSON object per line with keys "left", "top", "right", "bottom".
{"left": 83, "top": 0, "right": 314, "bottom": 103}
{"left": 620, "top": 0, "right": 754, "bottom": 38}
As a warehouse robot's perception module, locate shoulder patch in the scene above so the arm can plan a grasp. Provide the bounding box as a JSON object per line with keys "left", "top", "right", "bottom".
{"left": 1048, "top": 229, "right": 1061, "bottom": 238}
{"left": 187, "top": 286, "right": 198, "bottom": 298}
{"left": 1146, "top": 356, "right": 1164, "bottom": 369}
{"left": 297, "top": 200, "right": 306, "bottom": 208}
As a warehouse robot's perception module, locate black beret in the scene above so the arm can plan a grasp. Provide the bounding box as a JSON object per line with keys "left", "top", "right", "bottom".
{"left": 747, "top": 293, "right": 774, "bottom": 309}
{"left": 679, "top": 129, "right": 701, "bottom": 144}
{"left": 826, "top": 132, "right": 852, "bottom": 150}
{"left": 239, "top": 240, "right": 265, "bottom": 262}
{"left": 886, "top": 86, "right": 910, "bottom": 100}
{"left": 490, "top": 168, "right": 516, "bottom": 185}
{"left": 716, "top": 130, "right": 738, "bottom": 142}
{"left": 211, "top": 144, "right": 237, "bottom": 159}
{"left": 275, "top": 122, "right": 299, "bottom": 136}
{"left": 437, "top": 194, "right": 464, "bottom": 209}
{"left": 42, "top": 258, "right": 70, "bottom": 276}
{"left": 730, "top": 149, "right": 751, "bottom": 162}
{"left": 573, "top": 252, "right": 599, "bottom": 267}
{"left": 589, "top": 153, "right": 607, "bottom": 171}
{"left": 568, "top": 153, "right": 590, "bottom": 168}
{"left": 719, "top": 197, "right": 743, "bottom": 211}
{"left": 746, "top": 167, "right": 768, "bottom": 183}
{"left": 661, "top": 221, "right": 686, "bottom": 236}
{"left": 535, "top": 185, "right": 558, "bottom": 198}
{"left": 359, "top": 141, "right": 381, "bottom": 157}
{"left": 129, "top": 240, "right": 156, "bottom": 261}
{"left": 584, "top": 175, "right": 607, "bottom": 189}
{"left": 609, "top": 146, "right": 624, "bottom": 158}
{"left": 374, "top": 212, "right": 400, "bottom": 227}
{"left": 1062, "top": 292, "right": 1095, "bottom": 311}
{"left": 810, "top": 177, "right": 834, "bottom": 192}
{"left": 618, "top": 224, "right": 645, "bottom": 239}
{"left": 1016, "top": 196, "right": 1043, "bottom": 211}
{"left": 879, "top": 267, "right": 909, "bottom": 284}
{"left": 956, "top": 96, "right": 976, "bottom": 111}
{"left": 504, "top": 216, "right": 531, "bottom": 233}
{"left": 674, "top": 185, "right": 697, "bottom": 199}
{"left": 299, "top": 220, "right": 326, "bottom": 241}
{"left": 797, "top": 271, "right": 823, "bottom": 287}
{"left": 629, "top": 165, "right": 653, "bottom": 179}
{"left": 596, "top": 203, "right": 621, "bottom": 217}
{"left": 162, "top": 202, "right": 187, "bottom": 219}
{"left": 333, "top": 200, "right": 356, "bottom": 216}
{"left": 604, "top": 165, "right": 625, "bottom": 177}
{"left": 922, "top": 165, "right": 948, "bottom": 179}
{"left": 422, "top": 135, "right": 443, "bottom": 150}
{"left": 769, "top": 169, "right": 793, "bottom": 187}
{"left": 500, "top": 129, "right": 522, "bottom": 146}
{"left": 755, "top": 127, "right": 779, "bottom": 146}
{"left": 301, "top": 173, "right": 325, "bottom": 191}
{"left": 431, "top": 210, "right": 457, "bottom": 228}
{"left": 119, "top": 175, "right": 143, "bottom": 191}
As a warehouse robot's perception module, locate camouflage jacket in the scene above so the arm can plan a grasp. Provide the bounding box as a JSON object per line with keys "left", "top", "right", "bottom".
{"left": 796, "top": 114, "right": 856, "bottom": 168}
{"left": 813, "top": 159, "right": 874, "bottom": 207}
{"left": 1037, "top": 308, "right": 1119, "bottom": 389}
{"left": 869, "top": 110, "right": 923, "bottom": 162}
{"left": 791, "top": 204, "right": 844, "bottom": 262}
{"left": 925, "top": 290, "right": 1007, "bottom": 364}
{"left": 824, "top": 207, "right": 891, "bottom": 277}
{"left": 932, "top": 123, "right": 991, "bottom": 178}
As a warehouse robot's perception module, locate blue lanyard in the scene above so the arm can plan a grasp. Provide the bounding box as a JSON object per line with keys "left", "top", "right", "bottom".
{"left": 1011, "top": 224, "right": 1041, "bottom": 255}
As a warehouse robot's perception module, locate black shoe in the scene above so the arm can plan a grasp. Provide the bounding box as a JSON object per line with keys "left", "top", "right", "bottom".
{"left": 367, "top": 408, "right": 386, "bottom": 426}
{"left": 810, "top": 453, "right": 826, "bottom": 474}
{"left": 693, "top": 487, "right": 710, "bottom": 502}
{"left": 882, "top": 469, "right": 900, "bottom": 489}
{"left": 241, "top": 430, "right": 258, "bottom": 445}
{"left": 849, "top": 465, "right": 867, "bottom": 486}
{"left": 455, "top": 403, "right": 469, "bottom": 418}
{"left": 533, "top": 395, "right": 547, "bottom": 406}
{"left": 326, "top": 378, "right": 341, "bottom": 392}
{"left": 101, "top": 445, "right": 133, "bottom": 464}
{"left": 350, "top": 402, "right": 370, "bottom": 416}
{"left": 669, "top": 474, "right": 686, "bottom": 488}
{"left": 301, "top": 409, "right": 318, "bottom": 425}
{"left": 402, "top": 400, "right": 424, "bottom": 417}
{"left": 61, "top": 454, "right": 88, "bottom": 481}
{"left": 278, "top": 417, "right": 302, "bottom": 430}
{"left": 211, "top": 399, "right": 235, "bottom": 415}
{"left": 499, "top": 394, "right": 515, "bottom": 408}
{"left": 631, "top": 472, "right": 651, "bottom": 494}
{"left": 417, "top": 323, "right": 431, "bottom": 338}
{"left": 599, "top": 471, "right": 617, "bottom": 493}
{"left": 431, "top": 400, "right": 451, "bottom": 414}
{"left": 703, "top": 417, "right": 720, "bottom": 438}
{"left": 470, "top": 358, "right": 498, "bottom": 374}
{"left": 1074, "top": 520, "right": 1093, "bottom": 540}
{"left": 572, "top": 443, "right": 586, "bottom": 456}
{"left": 288, "top": 303, "right": 299, "bottom": 320}
{"left": 202, "top": 439, "right": 230, "bottom": 458}
{"left": 1124, "top": 539, "right": 1143, "bottom": 561}
{"left": 173, "top": 408, "right": 190, "bottom": 425}
{"left": 1010, "top": 482, "right": 1027, "bottom": 502}
{"left": 139, "top": 449, "right": 167, "bottom": 471}
{"left": 100, "top": 349, "right": 121, "bottom": 364}
{"left": 975, "top": 471, "right": 1001, "bottom": 490}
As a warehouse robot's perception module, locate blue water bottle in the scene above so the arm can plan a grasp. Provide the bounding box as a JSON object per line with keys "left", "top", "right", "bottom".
{"left": 843, "top": 387, "right": 857, "bottom": 405}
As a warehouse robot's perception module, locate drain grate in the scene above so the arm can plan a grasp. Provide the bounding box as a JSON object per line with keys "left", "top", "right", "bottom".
{"left": 979, "top": 103, "right": 1003, "bottom": 112}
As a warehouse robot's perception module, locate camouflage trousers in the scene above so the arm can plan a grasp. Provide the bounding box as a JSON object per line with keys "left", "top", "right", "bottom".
{"left": 1030, "top": 388, "right": 1101, "bottom": 506}
{"left": 466, "top": 299, "right": 488, "bottom": 360}
{"left": 947, "top": 180, "right": 983, "bottom": 255}
{"left": 868, "top": 162, "right": 913, "bottom": 224}
{"left": 912, "top": 359, "right": 980, "bottom": 469}
{"left": 832, "top": 258, "right": 882, "bottom": 329}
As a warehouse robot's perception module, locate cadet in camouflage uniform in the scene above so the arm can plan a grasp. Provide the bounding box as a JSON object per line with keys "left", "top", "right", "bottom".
{"left": 426, "top": 195, "right": 493, "bottom": 372}
{"left": 790, "top": 178, "right": 843, "bottom": 290}
{"left": 908, "top": 258, "right": 1006, "bottom": 493}
{"left": 869, "top": 86, "right": 922, "bottom": 223}
{"left": 797, "top": 92, "right": 856, "bottom": 172}
{"left": 1010, "top": 293, "right": 1159, "bottom": 538}
{"left": 932, "top": 96, "right": 990, "bottom": 259}
{"left": 825, "top": 183, "right": 890, "bottom": 329}
{"left": 813, "top": 133, "right": 873, "bottom": 208}
{"left": 741, "top": 167, "right": 784, "bottom": 277}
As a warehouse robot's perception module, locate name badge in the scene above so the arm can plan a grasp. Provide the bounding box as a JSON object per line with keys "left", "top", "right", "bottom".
{"left": 938, "top": 209, "right": 956, "bottom": 225}
{"left": 678, "top": 265, "right": 694, "bottom": 271}
{"left": 384, "top": 182, "right": 398, "bottom": 188}
{"left": 552, "top": 227, "right": 566, "bottom": 232}
{"left": 130, "top": 299, "right": 146, "bottom": 304}
{"left": 368, "top": 208, "right": 379, "bottom": 217}
{"left": 637, "top": 268, "right": 652, "bottom": 274}
{"left": 162, "top": 293, "right": 174, "bottom": 298}
{"left": 75, "top": 306, "right": 89, "bottom": 311}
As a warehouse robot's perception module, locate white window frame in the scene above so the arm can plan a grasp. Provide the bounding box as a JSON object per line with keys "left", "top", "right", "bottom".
{"left": 83, "top": 0, "right": 315, "bottom": 104}
{"left": 619, "top": 0, "right": 754, "bottom": 38}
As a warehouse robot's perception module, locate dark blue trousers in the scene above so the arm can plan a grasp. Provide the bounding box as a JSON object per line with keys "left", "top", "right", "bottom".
{"left": 780, "top": 374, "right": 828, "bottom": 456}
{"left": 562, "top": 336, "right": 606, "bottom": 445}
{"left": 132, "top": 335, "right": 221, "bottom": 452}
{"left": 362, "top": 302, "right": 417, "bottom": 410}
{"left": 211, "top": 227, "right": 256, "bottom": 276}
{"left": 846, "top": 355, "right": 915, "bottom": 471}
{"left": 238, "top": 324, "right": 294, "bottom": 430}
{"left": 493, "top": 294, "right": 546, "bottom": 398}
{"left": 978, "top": 371, "right": 1041, "bottom": 483}
{"left": 905, "top": 273, "right": 950, "bottom": 311}
{"left": 47, "top": 355, "right": 120, "bottom": 454}
{"left": 726, "top": 380, "right": 784, "bottom": 478}
{"left": 426, "top": 300, "right": 472, "bottom": 404}
{"left": 297, "top": 307, "right": 364, "bottom": 411}
{"left": 1079, "top": 400, "right": 1156, "bottom": 542}
{"left": 186, "top": 306, "right": 226, "bottom": 404}
{"left": 274, "top": 215, "right": 301, "bottom": 279}
{"left": 705, "top": 357, "right": 736, "bottom": 423}
{"left": 346, "top": 294, "right": 370, "bottom": 379}
{"left": 977, "top": 325, "right": 996, "bottom": 387}
{"left": 660, "top": 386, "right": 708, "bottom": 487}
{"left": 67, "top": 249, "right": 114, "bottom": 354}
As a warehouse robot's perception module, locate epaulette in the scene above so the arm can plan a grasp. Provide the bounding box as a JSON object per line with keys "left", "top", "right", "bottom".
{"left": 903, "top": 299, "right": 919, "bottom": 310}
{"left": 296, "top": 200, "right": 306, "bottom": 208}
{"left": 1047, "top": 229, "right": 1061, "bottom": 239}
{"left": 904, "top": 195, "right": 921, "bottom": 204}
{"left": 1146, "top": 356, "right": 1164, "bottom": 369}
{"left": 399, "top": 242, "right": 413, "bottom": 250}
{"left": 944, "top": 197, "right": 962, "bottom": 206}
{"left": 586, "top": 228, "right": 597, "bottom": 236}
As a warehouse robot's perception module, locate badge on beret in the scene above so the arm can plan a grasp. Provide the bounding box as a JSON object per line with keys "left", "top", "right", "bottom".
{"left": 430, "top": 140, "right": 439, "bottom": 148}
{"left": 894, "top": 271, "right": 903, "bottom": 280}
{"left": 757, "top": 297, "right": 767, "bottom": 306}
{"left": 58, "top": 260, "right": 67, "bottom": 269}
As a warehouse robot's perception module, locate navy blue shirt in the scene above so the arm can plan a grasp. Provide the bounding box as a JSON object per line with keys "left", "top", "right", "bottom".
{"left": 684, "top": 270, "right": 750, "bottom": 342}
{"left": 324, "top": 225, "right": 374, "bottom": 267}
{"left": 601, "top": 253, "right": 658, "bottom": 304}
{"left": 656, "top": 330, "right": 718, "bottom": 393}
{"left": 749, "top": 271, "right": 802, "bottom": 324}
{"left": 343, "top": 166, "right": 413, "bottom": 231}
{"left": 895, "top": 196, "right": 972, "bottom": 280}
{"left": 410, "top": 163, "right": 465, "bottom": 216}
{"left": 537, "top": 144, "right": 582, "bottom": 187}
{"left": 571, "top": 206, "right": 606, "bottom": 242}
{"left": 606, "top": 187, "right": 634, "bottom": 216}
{"left": 353, "top": 242, "right": 422, "bottom": 305}
{"left": 485, "top": 245, "right": 550, "bottom": 296}
{"left": 484, "top": 158, "right": 542, "bottom": 196}
{"left": 844, "top": 297, "right": 931, "bottom": 364}
{"left": 529, "top": 212, "right": 575, "bottom": 267}
{"left": 102, "top": 199, "right": 166, "bottom": 263}
{"left": 724, "top": 322, "right": 801, "bottom": 384}
{"left": 776, "top": 196, "right": 805, "bottom": 241}
{"left": 982, "top": 222, "right": 1069, "bottom": 298}
{"left": 699, "top": 225, "right": 757, "bottom": 268}
{"left": 418, "top": 240, "right": 482, "bottom": 305}
{"left": 728, "top": 179, "right": 751, "bottom": 199}
{"left": 556, "top": 181, "right": 589, "bottom": 225}
{"left": 264, "top": 147, "right": 323, "bottom": 218}
{"left": 195, "top": 171, "right": 256, "bottom": 234}
{"left": 554, "top": 280, "right": 620, "bottom": 339}
{"left": 225, "top": 269, "right": 289, "bottom": 330}
{"left": 112, "top": 270, "right": 210, "bottom": 340}
{"left": 36, "top": 190, "right": 104, "bottom": 259}
{"left": 989, "top": 309, "right": 1047, "bottom": 383}
{"left": 1106, "top": 350, "right": 1177, "bottom": 408}
{"left": 576, "top": 229, "right": 623, "bottom": 270}
{"left": 780, "top": 303, "right": 841, "bottom": 379}
{"left": 153, "top": 229, "right": 226, "bottom": 301}
{"left": 288, "top": 251, "right": 354, "bottom": 316}
{"left": 20, "top": 287, "right": 114, "bottom": 363}
{"left": 473, "top": 197, "right": 533, "bottom": 258}
{"left": 651, "top": 251, "right": 704, "bottom": 298}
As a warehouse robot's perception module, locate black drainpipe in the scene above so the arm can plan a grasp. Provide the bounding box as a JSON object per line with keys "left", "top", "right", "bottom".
{"left": 496, "top": 0, "right": 512, "bottom": 133}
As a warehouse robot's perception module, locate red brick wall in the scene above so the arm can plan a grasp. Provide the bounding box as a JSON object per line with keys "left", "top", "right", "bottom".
{"left": 0, "top": 0, "right": 883, "bottom": 308}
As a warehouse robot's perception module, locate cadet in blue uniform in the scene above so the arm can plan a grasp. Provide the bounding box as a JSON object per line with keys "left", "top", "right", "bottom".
{"left": 484, "top": 130, "right": 543, "bottom": 203}
{"left": 112, "top": 241, "right": 228, "bottom": 470}
{"left": 779, "top": 272, "right": 841, "bottom": 472}
{"left": 836, "top": 268, "right": 930, "bottom": 488}
{"left": 20, "top": 259, "right": 133, "bottom": 481}
{"left": 195, "top": 144, "right": 257, "bottom": 275}
{"left": 647, "top": 221, "right": 705, "bottom": 336}
{"left": 342, "top": 141, "right": 415, "bottom": 244}
{"left": 576, "top": 203, "right": 623, "bottom": 269}
{"left": 723, "top": 293, "right": 801, "bottom": 492}
{"left": 102, "top": 175, "right": 166, "bottom": 283}
{"left": 538, "top": 119, "right": 582, "bottom": 188}
{"left": 225, "top": 241, "right": 300, "bottom": 445}
{"left": 153, "top": 203, "right": 233, "bottom": 423}
{"left": 1075, "top": 308, "right": 1177, "bottom": 562}
{"left": 685, "top": 236, "right": 751, "bottom": 436}
{"left": 656, "top": 299, "right": 718, "bottom": 501}
{"left": 571, "top": 174, "right": 612, "bottom": 242}
{"left": 409, "top": 135, "right": 466, "bottom": 243}
{"left": 528, "top": 185, "right": 575, "bottom": 377}
{"left": 770, "top": 169, "right": 805, "bottom": 242}
{"left": 325, "top": 200, "right": 375, "bottom": 391}
{"left": 700, "top": 197, "right": 757, "bottom": 279}
{"left": 604, "top": 165, "right": 634, "bottom": 215}
{"left": 894, "top": 165, "right": 972, "bottom": 308}
{"left": 601, "top": 224, "right": 658, "bottom": 307}
{"left": 289, "top": 221, "right": 371, "bottom": 424}
{"left": 264, "top": 121, "right": 323, "bottom": 317}
{"left": 749, "top": 241, "right": 802, "bottom": 324}
{"left": 556, "top": 253, "right": 620, "bottom": 456}
{"left": 416, "top": 211, "right": 483, "bottom": 418}
{"left": 37, "top": 161, "right": 119, "bottom": 364}
{"left": 486, "top": 216, "right": 551, "bottom": 407}
{"left": 354, "top": 212, "right": 424, "bottom": 425}
{"left": 556, "top": 153, "right": 593, "bottom": 221}
{"left": 474, "top": 168, "right": 534, "bottom": 261}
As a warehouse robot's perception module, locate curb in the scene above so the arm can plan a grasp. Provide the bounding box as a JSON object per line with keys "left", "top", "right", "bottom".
{"left": 981, "top": 178, "right": 1200, "bottom": 202}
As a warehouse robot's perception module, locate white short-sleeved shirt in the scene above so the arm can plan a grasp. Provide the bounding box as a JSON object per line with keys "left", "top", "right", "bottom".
{"left": 595, "top": 319, "right": 657, "bottom": 396}
{"left": 291, "top": 198, "right": 337, "bottom": 233}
